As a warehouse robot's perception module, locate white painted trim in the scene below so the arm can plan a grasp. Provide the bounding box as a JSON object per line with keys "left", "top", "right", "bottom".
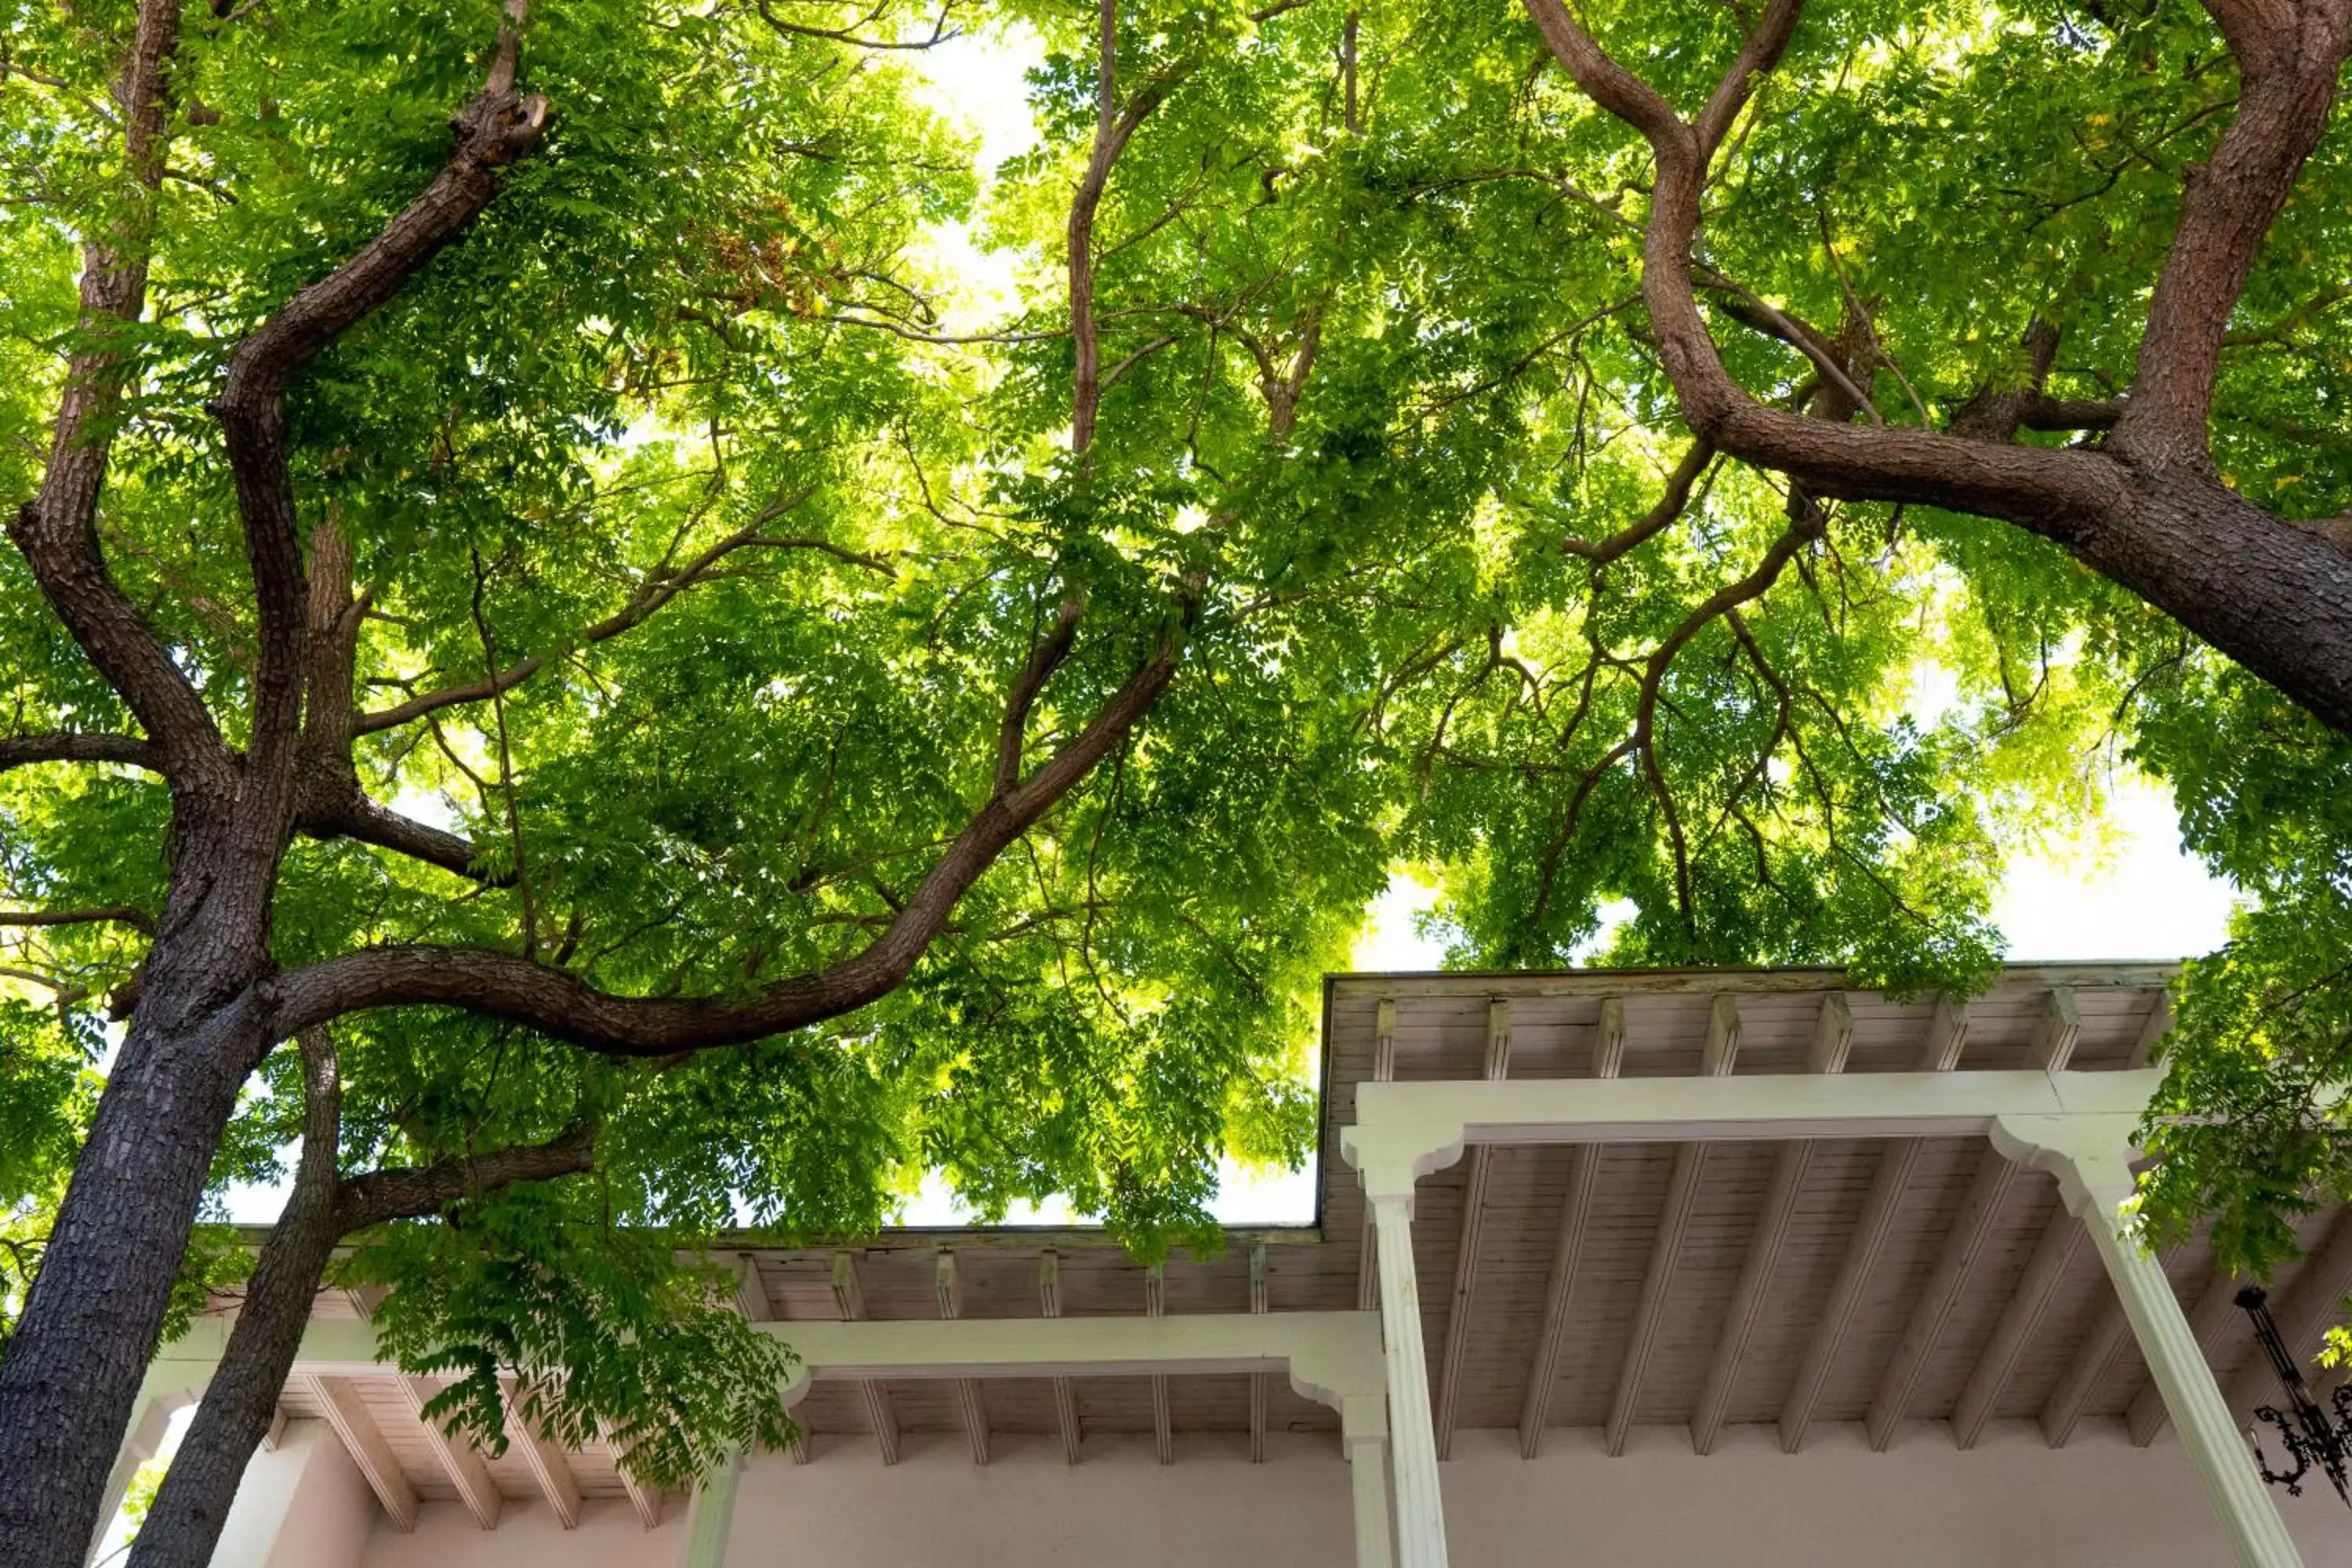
{"left": 1372, "top": 1194, "right": 1447, "bottom": 1568}
{"left": 303, "top": 1373, "right": 418, "bottom": 1531}
{"left": 679, "top": 1449, "right": 741, "bottom": 1568}
{"left": 394, "top": 1375, "right": 499, "bottom": 1530}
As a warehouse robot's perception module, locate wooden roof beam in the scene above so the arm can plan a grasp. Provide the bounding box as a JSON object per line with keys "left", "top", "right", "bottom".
{"left": 1952, "top": 1203, "right": 2086, "bottom": 1448}
{"left": 1866, "top": 1135, "right": 2018, "bottom": 1450}
{"left": 1604, "top": 994, "right": 1742, "bottom": 1456}
{"left": 2029, "top": 987, "right": 2083, "bottom": 1072}
{"left": 731, "top": 1253, "right": 806, "bottom": 1463}
{"left": 1691, "top": 992, "right": 1852, "bottom": 1454}
{"left": 1780, "top": 993, "right": 1968, "bottom": 1453}
{"left": 600, "top": 1422, "right": 662, "bottom": 1530}
{"left": 1249, "top": 1243, "right": 1269, "bottom": 1464}
{"left": 303, "top": 1374, "right": 416, "bottom": 1532}
{"left": 833, "top": 1252, "right": 900, "bottom": 1465}
{"left": 1040, "top": 1250, "right": 1081, "bottom": 1465}
{"left": 2041, "top": 1293, "right": 2133, "bottom": 1447}
{"left": 2222, "top": 1209, "right": 2352, "bottom": 1422}
{"left": 1356, "top": 999, "right": 1398, "bottom": 1314}
{"left": 1146, "top": 1264, "right": 1173, "bottom": 1465}
{"left": 936, "top": 1250, "right": 991, "bottom": 1465}
{"left": 501, "top": 1378, "right": 583, "bottom": 1530}
{"left": 392, "top": 1375, "right": 499, "bottom": 1530}
{"left": 1517, "top": 997, "right": 1625, "bottom": 1458}
{"left": 1435, "top": 999, "right": 1514, "bottom": 1459}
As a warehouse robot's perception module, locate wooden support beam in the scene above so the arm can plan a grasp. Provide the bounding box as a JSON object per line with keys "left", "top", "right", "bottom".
{"left": 2128, "top": 990, "right": 2174, "bottom": 1069}
{"left": 603, "top": 1424, "right": 662, "bottom": 1530}
{"left": 303, "top": 1374, "right": 417, "bottom": 1531}
{"left": 1605, "top": 994, "right": 1740, "bottom": 1456}
{"left": 1953, "top": 1206, "right": 2086, "bottom": 1447}
{"left": 833, "top": 1252, "right": 900, "bottom": 1465}
{"left": 1867, "top": 1140, "right": 2018, "bottom": 1450}
{"left": 2041, "top": 1294, "right": 2132, "bottom": 1447}
{"left": 1780, "top": 999, "right": 1966, "bottom": 1453}
{"left": 1040, "top": 1250, "right": 1081, "bottom": 1465}
{"left": 502, "top": 1378, "right": 583, "bottom": 1530}
{"left": 1518, "top": 996, "right": 1624, "bottom": 1458}
{"left": 1692, "top": 992, "right": 1852, "bottom": 1454}
{"left": 393, "top": 1375, "right": 499, "bottom": 1530}
{"left": 1435, "top": 999, "right": 1513, "bottom": 1459}
{"left": 1249, "top": 1243, "right": 1269, "bottom": 1465}
{"left": 1358, "top": 998, "right": 1399, "bottom": 1313}
{"left": 1146, "top": 1263, "right": 1173, "bottom": 1466}
{"left": 936, "top": 1250, "right": 990, "bottom": 1465}
{"left": 2028, "top": 988, "right": 2082, "bottom": 1073}
{"left": 732, "top": 1253, "right": 774, "bottom": 1321}
{"left": 262, "top": 1405, "right": 289, "bottom": 1453}
{"left": 2129, "top": 1269, "right": 2251, "bottom": 1446}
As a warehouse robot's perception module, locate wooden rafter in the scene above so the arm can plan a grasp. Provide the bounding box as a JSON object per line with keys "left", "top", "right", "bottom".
{"left": 2041, "top": 1292, "right": 2133, "bottom": 1447}
{"left": 1780, "top": 993, "right": 1968, "bottom": 1453}
{"left": 1146, "top": 1263, "right": 1173, "bottom": 1465}
{"left": 601, "top": 1421, "right": 662, "bottom": 1530}
{"left": 1435, "top": 999, "right": 1513, "bottom": 1458}
{"left": 1866, "top": 1138, "right": 2018, "bottom": 1450}
{"left": 1249, "top": 1242, "right": 1269, "bottom": 1464}
{"left": 393, "top": 1374, "right": 499, "bottom": 1530}
{"left": 1604, "top": 993, "right": 1741, "bottom": 1456}
{"left": 833, "top": 1251, "right": 901, "bottom": 1465}
{"left": 936, "top": 1249, "right": 991, "bottom": 1465}
{"left": 303, "top": 1374, "right": 417, "bottom": 1531}
{"left": 1690, "top": 991, "right": 1852, "bottom": 1454}
{"left": 1517, "top": 996, "right": 1624, "bottom": 1458}
{"left": 1040, "top": 1250, "right": 1082, "bottom": 1465}
{"left": 1356, "top": 997, "right": 1398, "bottom": 1313}
{"left": 2221, "top": 1210, "right": 2352, "bottom": 1421}
{"left": 1952, "top": 1205, "right": 2085, "bottom": 1448}
{"left": 501, "top": 1377, "right": 583, "bottom": 1530}
{"left": 732, "top": 1252, "right": 807, "bottom": 1463}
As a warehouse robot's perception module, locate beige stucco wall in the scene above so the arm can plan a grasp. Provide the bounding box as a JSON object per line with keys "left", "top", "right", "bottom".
{"left": 266, "top": 1418, "right": 2352, "bottom": 1566}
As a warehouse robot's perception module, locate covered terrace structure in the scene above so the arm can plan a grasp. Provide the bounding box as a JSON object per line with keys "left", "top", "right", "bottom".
{"left": 118, "top": 964, "right": 2352, "bottom": 1566}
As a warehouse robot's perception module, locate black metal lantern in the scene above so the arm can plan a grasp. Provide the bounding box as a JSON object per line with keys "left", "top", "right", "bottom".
{"left": 2238, "top": 1285, "right": 2352, "bottom": 1505}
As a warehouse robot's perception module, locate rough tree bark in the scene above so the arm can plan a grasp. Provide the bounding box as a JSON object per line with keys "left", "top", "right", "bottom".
{"left": 1523, "top": 0, "right": 2352, "bottom": 736}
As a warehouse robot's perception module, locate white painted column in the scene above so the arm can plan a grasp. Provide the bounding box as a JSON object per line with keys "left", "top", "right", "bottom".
{"left": 1345, "top": 1432, "right": 1396, "bottom": 1568}
{"left": 679, "top": 1448, "right": 743, "bottom": 1568}
{"left": 89, "top": 1374, "right": 201, "bottom": 1565}
{"left": 1994, "top": 1114, "right": 2302, "bottom": 1568}
{"left": 1369, "top": 1192, "right": 1448, "bottom": 1568}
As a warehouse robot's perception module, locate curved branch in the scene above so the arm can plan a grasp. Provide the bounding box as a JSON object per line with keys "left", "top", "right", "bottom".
{"left": 1563, "top": 441, "right": 1715, "bottom": 564}
{"left": 336, "top": 1117, "right": 597, "bottom": 1231}
{"left": 273, "top": 623, "right": 1186, "bottom": 1051}
{"left": 351, "top": 521, "right": 870, "bottom": 735}
{"left": 0, "top": 906, "right": 155, "bottom": 934}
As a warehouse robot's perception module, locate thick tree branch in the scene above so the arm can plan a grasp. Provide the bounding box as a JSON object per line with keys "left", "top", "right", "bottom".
{"left": 212, "top": 23, "right": 550, "bottom": 803}
{"left": 0, "top": 907, "right": 156, "bottom": 934}
{"left": 2110, "top": 0, "right": 2352, "bottom": 463}
{"left": 272, "top": 619, "right": 1187, "bottom": 1051}
{"left": 998, "top": 597, "right": 1083, "bottom": 795}
{"left": 9, "top": 0, "right": 237, "bottom": 793}
{"left": 0, "top": 733, "right": 158, "bottom": 774}
{"left": 336, "top": 1118, "right": 597, "bottom": 1231}
{"left": 1563, "top": 441, "right": 1715, "bottom": 564}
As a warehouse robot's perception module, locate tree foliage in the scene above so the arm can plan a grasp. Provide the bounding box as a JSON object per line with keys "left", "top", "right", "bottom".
{"left": 5, "top": 0, "right": 2352, "bottom": 1555}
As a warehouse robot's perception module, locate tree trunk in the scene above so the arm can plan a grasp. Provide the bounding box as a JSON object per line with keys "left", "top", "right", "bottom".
{"left": 0, "top": 831, "right": 280, "bottom": 1568}
{"left": 124, "top": 1038, "right": 344, "bottom": 1568}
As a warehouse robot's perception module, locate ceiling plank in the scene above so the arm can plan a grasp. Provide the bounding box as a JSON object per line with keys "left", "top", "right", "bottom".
{"left": 392, "top": 1375, "right": 499, "bottom": 1530}
{"left": 1692, "top": 991, "right": 1852, "bottom": 1454}
{"left": 501, "top": 1379, "right": 582, "bottom": 1530}
{"left": 1435, "top": 999, "right": 1513, "bottom": 1459}
{"left": 1866, "top": 1140, "right": 2017, "bottom": 1450}
{"left": 832, "top": 1252, "right": 900, "bottom": 1465}
{"left": 1249, "top": 1243, "right": 1269, "bottom": 1465}
{"left": 936, "top": 1250, "right": 990, "bottom": 1466}
{"left": 1518, "top": 996, "right": 1625, "bottom": 1458}
{"left": 1780, "top": 996, "right": 1966, "bottom": 1453}
{"left": 1356, "top": 998, "right": 1399, "bottom": 1314}
{"left": 1146, "top": 1264, "right": 1173, "bottom": 1466}
{"left": 2127, "top": 990, "right": 2175, "bottom": 1068}
{"left": 1952, "top": 1205, "right": 2086, "bottom": 1448}
{"left": 1040, "top": 1250, "right": 1082, "bottom": 1465}
{"left": 303, "top": 1375, "right": 417, "bottom": 1532}
{"left": 1603, "top": 993, "right": 1741, "bottom": 1457}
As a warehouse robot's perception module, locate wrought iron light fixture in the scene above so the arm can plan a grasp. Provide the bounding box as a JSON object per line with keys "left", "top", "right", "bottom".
{"left": 2237, "top": 1285, "right": 2352, "bottom": 1506}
